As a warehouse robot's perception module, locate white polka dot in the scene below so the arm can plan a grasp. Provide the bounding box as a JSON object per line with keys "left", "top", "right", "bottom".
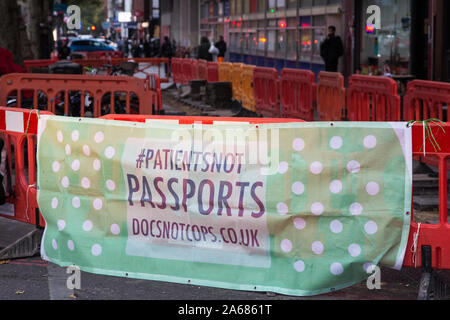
{"left": 293, "top": 260, "right": 305, "bottom": 273}
{"left": 330, "top": 220, "right": 343, "bottom": 234}
{"left": 57, "top": 220, "right": 66, "bottom": 231}
{"left": 106, "top": 180, "right": 116, "bottom": 191}
{"left": 293, "top": 218, "right": 306, "bottom": 230}
{"left": 93, "top": 198, "right": 103, "bottom": 211}
{"left": 312, "top": 241, "right": 324, "bottom": 254}
{"left": 277, "top": 161, "right": 289, "bottom": 174}
{"left": 330, "top": 136, "right": 343, "bottom": 150}
{"left": 71, "top": 130, "right": 79, "bottom": 142}
{"left": 81, "top": 177, "right": 90, "bottom": 189}
{"left": 93, "top": 159, "right": 101, "bottom": 171}
{"left": 83, "top": 145, "right": 91, "bottom": 156}
{"left": 310, "top": 161, "right": 323, "bottom": 175}
{"left": 330, "top": 262, "right": 344, "bottom": 275}
{"left": 281, "top": 239, "right": 292, "bottom": 253}
{"left": 363, "top": 262, "right": 377, "bottom": 273}
{"left": 347, "top": 160, "right": 360, "bottom": 174}
{"left": 68, "top": 240, "right": 75, "bottom": 251}
{"left": 105, "top": 146, "right": 115, "bottom": 159}
{"left": 72, "top": 197, "right": 81, "bottom": 209}
{"left": 276, "top": 202, "right": 289, "bottom": 216}
{"left": 110, "top": 224, "right": 120, "bottom": 235}
{"left": 83, "top": 220, "right": 93, "bottom": 232}
{"left": 292, "top": 138, "right": 305, "bottom": 152}
{"left": 349, "top": 203, "right": 363, "bottom": 216}
{"left": 311, "top": 202, "right": 324, "bottom": 216}
{"left": 91, "top": 244, "right": 102, "bottom": 256}
{"left": 57, "top": 131, "right": 63, "bottom": 143}
{"left": 61, "top": 176, "right": 69, "bottom": 188}
{"left": 52, "top": 239, "right": 58, "bottom": 250}
{"left": 348, "top": 244, "right": 361, "bottom": 257}
{"left": 366, "top": 182, "right": 380, "bottom": 196}
{"left": 71, "top": 159, "right": 80, "bottom": 172}
{"left": 52, "top": 161, "right": 60, "bottom": 173}
{"left": 65, "top": 144, "right": 71, "bottom": 156}
{"left": 364, "top": 135, "right": 377, "bottom": 149}
{"left": 51, "top": 197, "right": 58, "bottom": 209}
{"left": 364, "top": 221, "right": 378, "bottom": 235}
{"left": 292, "top": 182, "right": 305, "bottom": 195}
{"left": 329, "top": 180, "right": 343, "bottom": 194}
{"left": 94, "top": 131, "right": 104, "bottom": 143}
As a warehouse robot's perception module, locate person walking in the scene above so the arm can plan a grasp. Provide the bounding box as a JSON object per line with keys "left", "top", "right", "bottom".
{"left": 320, "top": 26, "right": 344, "bottom": 72}
{"left": 197, "top": 36, "right": 213, "bottom": 62}
{"left": 215, "top": 36, "right": 227, "bottom": 62}
{"left": 161, "top": 36, "right": 174, "bottom": 76}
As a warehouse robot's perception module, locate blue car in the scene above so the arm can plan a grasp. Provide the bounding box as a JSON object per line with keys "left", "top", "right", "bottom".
{"left": 69, "top": 39, "right": 117, "bottom": 53}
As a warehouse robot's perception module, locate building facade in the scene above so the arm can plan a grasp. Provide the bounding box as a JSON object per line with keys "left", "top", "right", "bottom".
{"left": 166, "top": 0, "right": 450, "bottom": 81}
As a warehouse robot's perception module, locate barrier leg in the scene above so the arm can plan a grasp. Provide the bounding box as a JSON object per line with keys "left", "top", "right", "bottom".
{"left": 418, "top": 246, "right": 450, "bottom": 300}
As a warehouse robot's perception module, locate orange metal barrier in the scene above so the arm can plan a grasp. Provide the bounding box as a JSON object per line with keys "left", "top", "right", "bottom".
{"left": 0, "top": 73, "right": 159, "bottom": 117}
{"left": 100, "top": 114, "right": 305, "bottom": 124}
{"left": 280, "top": 69, "right": 316, "bottom": 121}
{"left": 207, "top": 62, "right": 219, "bottom": 82}
{"left": 171, "top": 58, "right": 185, "bottom": 84}
{"left": 253, "top": 67, "right": 281, "bottom": 118}
{"left": 403, "top": 122, "right": 450, "bottom": 270}
{"left": 23, "top": 58, "right": 58, "bottom": 72}
{"left": 347, "top": 75, "right": 401, "bottom": 121}
{"left": 231, "top": 63, "right": 244, "bottom": 102}
{"left": 182, "top": 58, "right": 197, "bottom": 84}
{"left": 218, "top": 62, "right": 233, "bottom": 83}
{"left": 197, "top": 60, "right": 208, "bottom": 81}
{"left": 0, "top": 107, "right": 53, "bottom": 227}
{"left": 403, "top": 80, "right": 450, "bottom": 122}
{"left": 147, "top": 73, "right": 163, "bottom": 113}
{"left": 317, "top": 72, "right": 346, "bottom": 121}
{"left": 241, "top": 65, "right": 256, "bottom": 113}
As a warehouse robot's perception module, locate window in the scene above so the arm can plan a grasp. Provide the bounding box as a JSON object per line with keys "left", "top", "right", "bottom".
{"left": 287, "top": 0, "right": 297, "bottom": 9}
{"left": 287, "top": 29, "right": 297, "bottom": 60}
{"left": 258, "top": 0, "right": 266, "bottom": 12}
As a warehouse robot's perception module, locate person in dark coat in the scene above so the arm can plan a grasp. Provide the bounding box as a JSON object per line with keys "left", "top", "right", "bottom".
{"left": 215, "top": 35, "right": 227, "bottom": 62}
{"left": 161, "top": 36, "right": 173, "bottom": 76}
{"left": 320, "top": 26, "right": 344, "bottom": 72}
{"left": 197, "top": 36, "right": 213, "bottom": 62}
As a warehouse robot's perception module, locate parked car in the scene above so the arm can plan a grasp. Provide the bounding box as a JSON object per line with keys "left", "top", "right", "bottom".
{"left": 69, "top": 39, "right": 117, "bottom": 53}
{"left": 96, "top": 38, "right": 118, "bottom": 50}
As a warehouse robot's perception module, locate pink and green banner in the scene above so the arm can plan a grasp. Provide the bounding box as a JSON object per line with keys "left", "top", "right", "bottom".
{"left": 37, "top": 116, "right": 412, "bottom": 296}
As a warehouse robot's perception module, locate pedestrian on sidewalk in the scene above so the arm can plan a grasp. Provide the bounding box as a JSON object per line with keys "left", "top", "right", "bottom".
{"left": 161, "top": 36, "right": 174, "bottom": 76}
{"left": 215, "top": 36, "right": 227, "bottom": 62}
{"left": 197, "top": 36, "right": 213, "bottom": 62}
{"left": 320, "top": 26, "right": 344, "bottom": 72}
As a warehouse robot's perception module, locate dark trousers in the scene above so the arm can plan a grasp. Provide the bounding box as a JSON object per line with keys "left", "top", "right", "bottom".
{"left": 325, "top": 61, "right": 338, "bottom": 72}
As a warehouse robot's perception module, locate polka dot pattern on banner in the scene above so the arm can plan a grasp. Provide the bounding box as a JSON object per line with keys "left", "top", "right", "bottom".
{"left": 310, "top": 161, "right": 323, "bottom": 175}
{"left": 329, "top": 136, "right": 343, "bottom": 150}
{"left": 293, "top": 218, "right": 306, "bottom": 230}
{"left": 91, "top": 244, "right": 102, "bottom": 256}
{"left": 277, "top": 202, "right": 289, "bottom": 216}
{"left": 312, "top": 241, "right": 324, "bottom": 255}
{"left": 281, "top": 239, "right": 293, "bottom": 253}
{"left": 330, "top": 263, "right": 344, "bottom": 275}
{"left": 68, "top": 240, "right": 75, "bottom": 251}
{"left": 293, "top": 138, "right": 305, "bottom": 152}
{"left": 105, "top": 146, "right": 115, "bottom": 159}
{"left": 293, "top": 260, "right": 305, "bottom": 273}
{"left": 278, "top": 162, "right": 289, "bottom": 174}
{"left": 292, "top": 182, "right": 305, "bottom": 195}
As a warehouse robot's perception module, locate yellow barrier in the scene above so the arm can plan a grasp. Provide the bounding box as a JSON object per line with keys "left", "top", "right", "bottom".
{"left": 241, "top": 65, "right": 256, "bottom": 112}
{"left": 218, "top": 62, "right": 233, "bottom": 83}
{"left": 231, "top": 63, "right": 244, "bottom": 102}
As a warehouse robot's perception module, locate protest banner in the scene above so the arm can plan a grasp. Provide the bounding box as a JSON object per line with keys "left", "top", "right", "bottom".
{"left": 37, "top": 116, "right": 412, "bottom": 296}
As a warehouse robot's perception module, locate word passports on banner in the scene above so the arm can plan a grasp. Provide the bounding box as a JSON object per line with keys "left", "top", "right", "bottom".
{"left": 37, "top": 116, "right": 412, "bottom": 296}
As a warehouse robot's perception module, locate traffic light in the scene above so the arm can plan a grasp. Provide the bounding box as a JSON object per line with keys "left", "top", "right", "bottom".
{"left": 90, "top": 25, "right": 96, "bottom": 31}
